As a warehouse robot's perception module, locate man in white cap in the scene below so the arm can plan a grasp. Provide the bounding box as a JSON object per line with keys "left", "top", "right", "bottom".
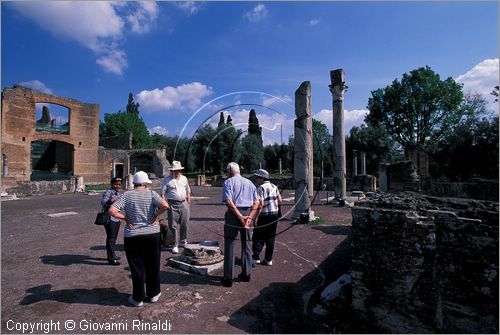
{"left": 160, "top": 161, "right": 191, "bottom": 254}
{"left": 221, "top": 162, "right": 259, "bottom": 287}
{"left": 252, "top": 168, "right": 282, "bottom": 267}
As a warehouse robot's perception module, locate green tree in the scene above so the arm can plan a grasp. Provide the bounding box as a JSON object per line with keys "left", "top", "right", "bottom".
{"left": 312, "top": 119, "right": 333, "bottom": 177}
{"left": 346, "top": 124, "right": 403, "bottom": 176}
{"left": 429, "top": 94, "right": 498, "bottom": 180}
{"left": 491, "top": 85, "right": 499, "bottom": 103}
{"left": 151, "top": 133, "right": 167, "bottom": 148}
{"left": 241, "top": 134, "right": 264, "bottom": 172}
{"left": 366, "top": 66, "right": 464, "bottom": 151}
{"left": 126, "top": 93, "right": 139, "bottom": 114}
{"left": 192, "top": 124, "right": 218, "bottom": 173}
{"left": 240, "top": 109, "right": 264, "bottom": 171}
{"left": 102, "top": 111, "right": 152, "bottom": 148}
{"left": 217, "top": 112, "right": 225, "bottom": 128}
{"left": 248, "top": 109, "right": 262, "bottom": 137}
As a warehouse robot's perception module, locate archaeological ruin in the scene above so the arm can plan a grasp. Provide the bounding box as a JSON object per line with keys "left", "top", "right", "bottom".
{"left": 1, "top": 85, "right": 169, "bottom": 195}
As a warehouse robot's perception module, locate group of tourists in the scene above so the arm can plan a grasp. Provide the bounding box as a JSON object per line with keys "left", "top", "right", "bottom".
{"left": 100, "top": 161, "right": 282, "bottom": 306}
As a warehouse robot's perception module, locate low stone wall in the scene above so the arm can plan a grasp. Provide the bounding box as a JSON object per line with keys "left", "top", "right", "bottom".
{"left": 430, "top": 178, "right": 499, "bottom": 201}
{"left": 351, "top": 193, "right": 498, "bottom": 333}
{"left": 5, "top": 178, "right": 78, "bottom": 196}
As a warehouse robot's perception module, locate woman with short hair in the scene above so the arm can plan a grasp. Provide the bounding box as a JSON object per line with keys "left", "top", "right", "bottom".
{"left": 109, "top": 171, "right": 169, "bottom": 307}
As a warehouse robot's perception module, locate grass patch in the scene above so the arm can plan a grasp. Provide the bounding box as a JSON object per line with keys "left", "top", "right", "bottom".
{"left": 310, "top": 217, "right": 324, "bottom": 225}
{"left": 85, "top": 184, "right": 108, "bottom": 191}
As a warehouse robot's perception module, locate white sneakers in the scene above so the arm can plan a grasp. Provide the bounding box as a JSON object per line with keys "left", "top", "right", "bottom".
{"left": 252, "top": 259, "right": 272, "bottom": 266}
{"left": 128, "top": 296, "right": 143, "bottom": 307}
{"left": 179, "top": 240, "right": 187, "bottom": 247}
{"left": 171, "top": 246, "right": 179, "bottom": 254}
{"left": 128, "top": 292, "right": 161, "bottom": 306}
{"left": 150, "top": 292, "right": 161, "bottom": 303}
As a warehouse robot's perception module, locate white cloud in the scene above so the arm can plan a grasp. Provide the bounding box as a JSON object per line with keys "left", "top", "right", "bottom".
{"left": 18, "top": 80, "right": 53, "bottom": 94}
{"left": 244, "top": 3, "right": 268, "bottom": 22}
{"left": 173, "top": 1, "right": 201, "bottom": 15}
{"left": 149, "top": 126, "right": 168, "bottom": 136}
{"left": 9, "top": 1, "right": 158, "bottom": 75}
{"left": 261, "top": 95, "right": 293, "bottom": 108}
{"left": 96, "top": 48, "right": 127, "bottom": 75}
{"left": 136, "top": 82, "right": 213, "bottom": 112}
{"left": 456, "top": 58, "right": 499, "bottom": 109}
{"left": 309, "top": 19, "right": 320, "bottom": 26}
{"left": 314, "top": 108, "right": 368, "bottom": 134}
{"left": 126, "top": 2, "right": 159, "bottom": 34}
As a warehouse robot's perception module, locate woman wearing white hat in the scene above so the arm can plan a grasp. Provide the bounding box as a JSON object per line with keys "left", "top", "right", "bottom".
{"left": 160, "top": 161, "right": 191, "bottom": 254}
{"left": 109, "top": 171, "right": 169, "bottom": 307}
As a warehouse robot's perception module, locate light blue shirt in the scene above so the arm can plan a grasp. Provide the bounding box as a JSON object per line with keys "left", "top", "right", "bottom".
{"left": 222, "top": 174, "right": 258, "bottom": 207}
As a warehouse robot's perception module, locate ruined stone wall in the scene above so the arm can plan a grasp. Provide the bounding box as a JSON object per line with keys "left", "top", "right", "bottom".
{"left": 351, "top": 193, "right": 498, "bottom": 333}
{"left": 1, "top": 85, "right": 100, "bottom": 183}
{"left": 96, "top": 147, "right": 130, "bottom": 183}
{"left": 99, "top": 132, "right": 133, "bottom": 150}
{"left": 348, "top": 175, "right": 377, "bottom": 192}
{"left": 379, "top": 160, "right": 420, "bottom": 193}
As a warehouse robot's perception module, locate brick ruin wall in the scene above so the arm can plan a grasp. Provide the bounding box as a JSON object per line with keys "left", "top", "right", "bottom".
{"left": 1, "top": 85, "right": 101, "bottom": 184}
{"left": 351, "top": 193, "right": 498, "bottom": 333}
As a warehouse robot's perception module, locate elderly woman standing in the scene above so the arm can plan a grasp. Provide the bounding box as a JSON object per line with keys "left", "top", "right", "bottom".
{"left": 109, "top": 171, "right": 169, "bottom": 307}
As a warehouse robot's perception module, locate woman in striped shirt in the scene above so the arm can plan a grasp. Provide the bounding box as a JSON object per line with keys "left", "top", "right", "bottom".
{"left": 109, "top": 171, "right": 169, "bottom": 307}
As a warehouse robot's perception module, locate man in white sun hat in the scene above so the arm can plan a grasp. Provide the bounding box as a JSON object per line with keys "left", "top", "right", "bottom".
{"left": 160, "top": 161, "right": 191, "bottom": 254}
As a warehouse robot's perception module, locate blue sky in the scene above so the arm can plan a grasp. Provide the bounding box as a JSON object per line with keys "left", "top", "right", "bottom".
{"left": 2, "top": 1, "right": 499, "bottom": 145}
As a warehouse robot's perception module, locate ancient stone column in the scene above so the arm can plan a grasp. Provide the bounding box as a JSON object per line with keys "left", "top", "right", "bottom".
{"left": 352, "top": 150, "right": 358, "bottom": 176}
{"left": 293, "top": 81, "right": 314, "bottom": 219}
{"left": 360, "top": 151, "right": 366, "bottom": 175}
{"left": 330, "top": 69, "right": 347, "bottom": 204}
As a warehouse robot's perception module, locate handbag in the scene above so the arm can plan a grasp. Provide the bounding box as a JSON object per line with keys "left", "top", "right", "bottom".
{"left": 94, "top": 208, "right": 110, "bottom": 226}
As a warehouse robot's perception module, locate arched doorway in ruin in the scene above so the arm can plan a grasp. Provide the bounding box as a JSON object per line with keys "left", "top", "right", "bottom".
{"left": 30, "top": 140, "right": 74, "bottom": 181}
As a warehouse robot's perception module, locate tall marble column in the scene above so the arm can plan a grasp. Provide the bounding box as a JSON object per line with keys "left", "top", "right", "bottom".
{"left": 293, "top": 81, "right": 314, "bottom": 219}
{"left": 360, "top": 151, "right": 366, "bottom": 175}
{"left": 330, "top": 69, "right": 347, "bottom": 204}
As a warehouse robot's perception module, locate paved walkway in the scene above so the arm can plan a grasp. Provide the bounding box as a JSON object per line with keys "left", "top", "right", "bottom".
{"left": 1, "top": 186, "right": 352, "bottom": 333}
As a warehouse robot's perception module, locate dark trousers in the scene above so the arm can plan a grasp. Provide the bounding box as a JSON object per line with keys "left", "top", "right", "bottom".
{"left": 224, "top": 209, "right": 252, "bottom": 280}
{"left": 252, "top": 214, "right": 279, "bottom": 262}
{"left": 124, "top": 233, "right": 161, "bottom": 302}
{"left": 104, "top": 220, "right": 121, "bottom": 261}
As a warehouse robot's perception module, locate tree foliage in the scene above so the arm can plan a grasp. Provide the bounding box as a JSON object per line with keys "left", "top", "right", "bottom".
{"left": 346, "top": 124, "right": 403, "bottom": 176}
{"left": 101, "top": 93, "right": 152, "bottom": 149}
{"left": 366, "top": 66, "right": 464, "bottom": 151}
{"left": 240, "top": 109, "right": 264, "bottom": 171}
{"left": 491, "top": 85, "right": 499, "bottom": 103}
{"left": 126, "top": 93, "right": 139, "bottom": 114}
{"left": 428, "top": 93, "right": 498, "bottom": 180}
{"left": 312, "top": 119, "right": 333, "bottom": 177}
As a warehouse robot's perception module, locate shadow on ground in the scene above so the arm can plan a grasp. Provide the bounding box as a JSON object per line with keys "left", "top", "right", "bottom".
{"left": 228, "top": 235, "right": 354, "bottom": 333}
{"left": 40, "top": 254, "right": 109, "bottom": 266}
{"left": 20, "top": 284, "right": 128, "bottom": 306}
